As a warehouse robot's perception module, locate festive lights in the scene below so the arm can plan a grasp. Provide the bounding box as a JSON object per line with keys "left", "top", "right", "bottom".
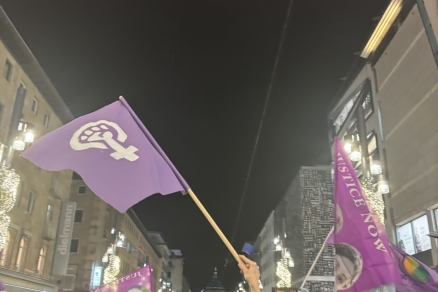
{"left": 0, "top": 166, "right": 20, "bottom": 214}
{"left": 0, "top": 214, "right": 10, "bottom": 250}
{"left": 103, "top": 255, "right": 120, "bottom": 284}
{"left": 276, "top": 259, "right": 291, "bottom": 288}
{"left": 12, "top": 137, "right": 25, "bottom": 151}
{"left": 361, "top": 178, "right": 385, "bottom": 225}
{"left": 0, "top": 166, "right": 20, "bottom": 251}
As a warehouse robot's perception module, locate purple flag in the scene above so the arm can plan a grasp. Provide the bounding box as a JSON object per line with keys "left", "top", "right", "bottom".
{"left": 91, "top": 265, "right": 154, "bottom": 292}
{"left": 0, "top": 279, "right": 5, "bottom": 291}
{"left": 333, "top": 137, "right": 401, "bottom": 291}
{"left": 22, "top": 97, "right": 189, "bottom": 213}
{"left": 389, "top": 242, "right": 438, "bottom": 292}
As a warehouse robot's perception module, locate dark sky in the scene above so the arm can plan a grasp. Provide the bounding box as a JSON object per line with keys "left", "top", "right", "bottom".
{"left": 1, "top": 0, "right": 388, "bottom": 290}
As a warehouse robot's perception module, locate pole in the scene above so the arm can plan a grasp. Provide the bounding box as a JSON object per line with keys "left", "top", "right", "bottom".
{"left": 187, "top": 189, "right": 242, "bottom": 264}
{"left": 356, "top": 105, "right": 370, "bottom": 178}
{"left": 299, "top": 227, "right": 334, "bottom": 289}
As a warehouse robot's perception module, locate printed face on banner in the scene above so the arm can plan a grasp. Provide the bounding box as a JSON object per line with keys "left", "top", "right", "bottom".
{"left": 335, "top": 242, "right": 364, "bottom": 290}
{"left": 126, "top": 285, "right": 150, "bottom": 292}
{"left": 397, "top": 223, "right": 416, "bottom": 255}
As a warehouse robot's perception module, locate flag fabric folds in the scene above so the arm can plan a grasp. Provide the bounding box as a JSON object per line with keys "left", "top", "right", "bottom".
{"left": 91, "top": 265, "right": 154, "bottom": 292}
{"left": 333, "top": 137, "right": 400, "bottom": 292}
{"left": 22, "top": 97, "right": 189, "bottom": 213}
{"left": 389, "top": 242, "right": 438, "bottom": 292}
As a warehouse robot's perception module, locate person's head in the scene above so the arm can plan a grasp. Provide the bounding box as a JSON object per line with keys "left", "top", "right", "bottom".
{"left": 127, "top": 285, "right": 150, "bottom": 292}
{"left": 334, "top": 243, "right": 363, "bottom": 290}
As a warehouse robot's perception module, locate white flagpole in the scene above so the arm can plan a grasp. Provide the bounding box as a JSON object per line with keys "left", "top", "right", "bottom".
{"left": 299, "top": 226, "right": 334, "bottom": 289}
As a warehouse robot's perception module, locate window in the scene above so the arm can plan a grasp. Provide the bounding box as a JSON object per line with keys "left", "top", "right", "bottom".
{"left": 74, "top": 210, "right": 83, "bottom": 223}
{"left": 16, "top": 237, "right": 29, "bottom": 270}
{"left": 37, "top": 245, "right": 47, "bottom": 276}
{"left": 70, "top": 239, "right": 79, "bottom": 253}
{"left": 43, "top": 113, "right": 50, "bottom": 128}
{"left": 397, "top": 215, "right": 431, "bottom": 255}
{"left": 78, "top": 185, "right": 86, "bottom": 195}
{"left": 46, "top": 204, "right": 53, "bottom": 223}
{"left": 435, "top": 209, "right": 438, "bottom": 227}
{"left": 167, "top": 272, "right": 171, "bottom": 278}
{"left": 0, "top": 230, "right": 11, "bottom": 266}
{"left": 3, "top": 60, "right": 12, "bottom": 81}
{"left": 31, "top": 98, "right": 38, "bottom": 114}
{"left": 27, "top": 191, "right": 35, "bottom": 213}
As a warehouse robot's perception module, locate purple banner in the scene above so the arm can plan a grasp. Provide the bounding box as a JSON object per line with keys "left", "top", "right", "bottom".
{"left": 333, "top": 137, "right": 401, "bottom": 291}
{"left": 91, "top": 265, "right": 154, "bottom": 292}
{"left": 22, "top": 97, "right": 189, "bottom": 213}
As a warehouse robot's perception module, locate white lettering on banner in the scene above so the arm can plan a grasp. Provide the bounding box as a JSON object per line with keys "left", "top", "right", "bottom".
{"left": 336, "top": 153, "right": 388, "bottom": 253}
{"left": 92, "top": 271, "right": 143, "bottom": 291}
{"left": 70, "top": 120, "right": 139, "bottom": 162}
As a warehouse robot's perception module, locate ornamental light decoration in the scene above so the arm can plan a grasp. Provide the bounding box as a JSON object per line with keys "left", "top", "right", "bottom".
{"left": 0, "top": 166, "right": 20, "bottom": 250}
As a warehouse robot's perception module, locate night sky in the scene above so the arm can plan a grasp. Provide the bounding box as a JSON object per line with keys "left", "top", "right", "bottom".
{"left": 1, "top": 0, "right": 388, "bottom": 290}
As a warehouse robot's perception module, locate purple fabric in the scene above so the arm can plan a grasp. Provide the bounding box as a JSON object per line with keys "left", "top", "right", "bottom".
{"left": 0, "top": 279, "right": 5, "bottom": 291}
{"left": 91, "top": 265, "right": 154, "bottom": 292}
{"left": 333, "top": 137, "right": 401, "bottom": 292}
{"left": 22, "top": 98, "right": 189, "bottom": 213}
{"left": 389, "top": 242, "right": 438, "bottom": 292}
{"left": 326, "top": 229, "right": 334, "bottom": 244}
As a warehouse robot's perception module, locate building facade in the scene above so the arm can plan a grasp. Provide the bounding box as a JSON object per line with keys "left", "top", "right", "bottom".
{"left": 64, "top": 175, "right": 163, "bottom": 291}
{"left": 253, "top": 166, "right": 334, "bottom": 292}
{"left": 328, "top": 0, "right": 438, "bottom": 268}
{"left": 168, "top": 250, "right": 185, "bottom": 292}
{"left": 0, "top": 6, "right": 75, "bottom": 292}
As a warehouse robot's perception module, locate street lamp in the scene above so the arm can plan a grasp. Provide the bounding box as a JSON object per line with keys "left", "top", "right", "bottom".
{"left": 370, "top": 157, "right": 382, "bottom": 175}
{"left": 378, "top": 175, "right": 390, "bottom": 194}
{"left": 349, "top": 140, "right": 361, "bottom": 162}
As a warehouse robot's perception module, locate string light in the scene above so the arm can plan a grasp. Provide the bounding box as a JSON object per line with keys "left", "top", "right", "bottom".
{"left": 361, "top": 178, "right": 385, "bottom": 225}
{"left": 276, "top": 259, "right": 291, "bottom": 288}
{"left": 0, "top": 214, "right": 10, "bottom": 250}
{"left": 103, "top": 255, "right": 120, "bottom": 284}
{"left": 0, "top": 166, "right": 20, "bottom": 214}
{"left": 0, "top": 166, "right": 19, "bottom": 251}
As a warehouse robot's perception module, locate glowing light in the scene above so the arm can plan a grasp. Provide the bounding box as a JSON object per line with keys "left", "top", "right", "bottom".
{"left": 273, "top": 237, "right": 279, "bottom": 245}
{"left": 276, "top": 259, "right": 291, "bottom": 288}
{"left": 102, "top": 253, "right": 108, "bottom": 263}
{"left": 361, "top": 178, "right": 385, "bottom": 225}
{"left": 116, "top": 239, "right": 123, "bottom": 247}
{"left": 24, "top": 131, "right": 34, "bottom": 143}
{"left": 0, "top": 214, "right": 10, "bottom": 250}
{"left": 370, "top": 159, "right": 382, "bottom": 175}
{"left": 107, "top": 246, "right": 114, "bottom": 255}
{"left": 103, "top": 255, "right": 120, "bottom": 284}
{"left": 0, "top": 166, "right": 20, "bottom": 214}
{"left": 0, "top": 166, "right": 20, "bottom": 251}
{"left": 275, "top": 244, "right": 282, "bottom": 251}
{"left": 377, "top": 175, "right": 390, "bottom": 195}
{"left": 344, "top": 141, "right": 352, "bottom": 154}
{"left": 12, "top": 137, "right": 25, "bottom": 151}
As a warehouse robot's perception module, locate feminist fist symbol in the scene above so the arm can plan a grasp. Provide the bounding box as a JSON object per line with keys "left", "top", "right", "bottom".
{"left": 70, "top": 120, "right": 139, "bottom": 162}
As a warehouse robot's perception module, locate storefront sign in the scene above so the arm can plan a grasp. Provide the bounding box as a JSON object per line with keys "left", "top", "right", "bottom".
{"left": 92, "top": 266, "right": 103, "bottom": 287}
{"left": 52, "top": 201, "right": 76, "bottom": 275}
{"left": 397, "top": 223, "right": 415, "bottom": 255}
{"left": 397, "top": 215, "right": 432, "bottom": 255}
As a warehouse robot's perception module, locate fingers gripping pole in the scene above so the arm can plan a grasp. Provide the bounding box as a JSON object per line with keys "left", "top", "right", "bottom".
{"left": 188, "top": 189, "right": 242, "bottom": 264}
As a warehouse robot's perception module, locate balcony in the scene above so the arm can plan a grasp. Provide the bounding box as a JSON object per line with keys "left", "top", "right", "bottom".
{"left": 42, "top": 221, "right": 56, "bottom": 240}
{"left": 50, "top": 176, "right": 65, "bottom": 199}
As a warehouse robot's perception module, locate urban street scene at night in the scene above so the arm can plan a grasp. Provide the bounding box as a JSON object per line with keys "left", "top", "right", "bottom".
{"left": 0, "top": 0, "right": 437, "bottom": 291}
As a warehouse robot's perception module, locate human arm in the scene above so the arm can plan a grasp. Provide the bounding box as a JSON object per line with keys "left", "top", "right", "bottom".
{"left": 238, "top": 255, "right": 260, "bottom": 292}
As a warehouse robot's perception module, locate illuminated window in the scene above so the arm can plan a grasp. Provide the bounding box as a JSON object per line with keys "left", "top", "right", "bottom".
{"left": 0, "top": 230, "right": 11, "bottom": 266}
{"left": 396, "top": 215, "right": 431, "bottom": 255}
{"left": 16, "top": 237, "right": 29, "bottom": 270}
{"left": 37, "top": 245, "right": 47, "bottom": 276}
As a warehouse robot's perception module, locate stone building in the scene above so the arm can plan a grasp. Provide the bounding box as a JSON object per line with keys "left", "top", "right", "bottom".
{"left": 0, "top": 5, "right": 74, "bottom": 292}
{"left": 168, "top": 249, "right": 185, "bottom": 292}
{"left": 328, "top": 0, "right": 438, "bottom": 267}
{"left": 64, "top": 175, "right": 164, "bottom": 291}
{"left": 253, "top": 166, "right": 334, "bottom": 291}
